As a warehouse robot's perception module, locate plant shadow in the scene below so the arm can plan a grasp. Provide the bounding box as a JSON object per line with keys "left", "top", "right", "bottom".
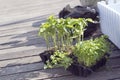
{"left": 0, "top": 14, "right": 51, "bottom": 50}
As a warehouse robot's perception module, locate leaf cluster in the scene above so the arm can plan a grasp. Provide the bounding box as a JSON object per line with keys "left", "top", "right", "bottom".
{"left": 38, "top": 15, "right": 91, "bottom": 51}
{"left": 73, "top": 35, "right": 110, "bottom": 67}
{"left": 44, "top": 50, "right": 73, "bottom": 69}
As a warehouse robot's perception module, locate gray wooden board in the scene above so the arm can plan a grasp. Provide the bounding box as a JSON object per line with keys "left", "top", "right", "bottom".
{"left": 0, "top": 0, "right": 78, "bottom": 14}
{"left": 0, "top": 30, "right": 39, "bottom": 44}
{"left": 0, "top": 45, "right": 45, "bottom": 54}
{"left": 0, "top": 62, "right": 44, "bottom": 76}
{"left": 0, "top": 0, "right": 65, "bottom": 13}
{"left": 107, "top": 58, "right": 120, "bottom": 68}
{"left": 0, "top": 66, "right": 120, "bottom": 80}
{"left": 0, "top": 0, "right": 65, "bottom": 11}
{"left": 0, "top": 68, "right": 71, "bottom": 80}
{"left": 0, "top": 53, "right": 120, "bottom": 78}
{"left": 0, "top": 37, "right": 46, "bottom": 50}
{"left": 44, "top": 68, "right": 120, "bottom": 80}
{"left": 0, "top": 15, "right": 47, "bottom": 30}
{"left": 0, "top": 25, "right": 39, "bottom": 37}
{"left": 4, "top": 46, "right": 120, "bottom": 78}
{"left": 0, "top": 47, "right": 119, "bottom": 63}
{"left": 0, "top": 56, "right": 41, "bottom": 68}
{"left": 0, "top": 45, "right": 119, "bottom": 69}
{"left": 0, "top": 0, "right": 80, "bottom": 25}
{"left": 110, "top": 50, "right": 120, "bottom": 59}
{"left": 0, "top": 48, "right": 45, "bottom": 61}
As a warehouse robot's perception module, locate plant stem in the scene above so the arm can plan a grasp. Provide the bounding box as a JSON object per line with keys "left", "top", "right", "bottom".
{"left": 45, "top": 36, "right": 49, "bottom": 50}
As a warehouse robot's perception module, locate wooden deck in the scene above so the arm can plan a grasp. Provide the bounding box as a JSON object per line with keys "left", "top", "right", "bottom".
{"left": 0, "top": 0, "right": 120, "bottom": 80}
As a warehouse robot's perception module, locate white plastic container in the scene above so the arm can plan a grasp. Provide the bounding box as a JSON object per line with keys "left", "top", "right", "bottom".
{"left": 98, "top": 1, "right": 120, "bottom": 49}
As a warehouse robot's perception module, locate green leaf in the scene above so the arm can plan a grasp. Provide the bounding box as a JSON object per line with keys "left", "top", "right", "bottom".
{"left": 86, "top": 18, "right": 94, "bottom": 23}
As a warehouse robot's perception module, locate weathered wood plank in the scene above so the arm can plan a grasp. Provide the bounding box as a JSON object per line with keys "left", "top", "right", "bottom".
{"left": 0, "top": 62, "right": 44, "bottom": 76}
{"left": 1, "top": 66, "right": 120, "bottom": 80}
{"left": 0, "top": 68, "right": 71, "bottom": 80}
{"left": 45, "top": 75, "right": 90, "bottom": 80}
{"left": 107, "top": 58, "right": 120, "bottom": 68}
{"left": 0, "top": 44, "right": 119, "bottom": 68}
{"left": 45, "top": 68, "right": 120, "bottom": 80}
{"left": 0, "top": 56, "right": 41, "bottom": 68}
{"left": 0, "top": 45, "right": 46, "bottom": 54}
{"left": 0, "top": 0, "right": 80, "bottom": 25}
{"left": 0, "top": 15, "right": 46, "bottom": 29}
{"left": 0, "top": 51, "right": 120, "bottom": 77}
{"left": 0, "top": 37, "right": 45, "bottom": 50}
{"left": 0, "top": 26, "right": 38, "bottom": 37}
{"left": 0, "top": 26, "right": 39, "bottom": 36}
{"left": 0, "top": 48, "right": 44, "bottom": 61}
{"left": 0, "top": 0, "right": 65, "bottom": 11}
{"left": 0, "top": 50, "right": 118, "bottom": 69}
{"left": 0, "top": 0, "right": 77, "bottom": 13}
{"left": 0, "top": 55, "right": 120, "bottom": 80}
{"left": 0, "top": 46, "right": 119, "bottom": 61}
{"left": 0, "top": 30, "right": 39, "bottom": 44}
{"left": 0, "top": 8, "right": 56, "bottom": 26}
{"left": 110, "top": 50, "right": 120, "bottom": 59}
